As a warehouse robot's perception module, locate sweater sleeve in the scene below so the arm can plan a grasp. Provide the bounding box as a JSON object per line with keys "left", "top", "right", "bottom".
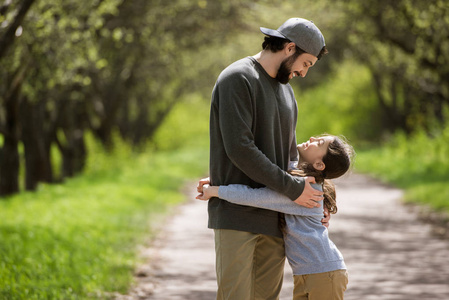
{"left": 216, "top": 72, "right": 304, "bottom": 200}
{"left": 218, "top": 184, "right": 324, "bottom": 216}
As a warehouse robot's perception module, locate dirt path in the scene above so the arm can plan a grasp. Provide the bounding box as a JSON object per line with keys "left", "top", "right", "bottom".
{"left": 119, "top": 173, "right": 449, "bottom": 300}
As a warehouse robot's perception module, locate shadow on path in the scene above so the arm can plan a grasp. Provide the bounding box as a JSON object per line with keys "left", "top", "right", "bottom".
{"left": 119, "top": 173, "right": 449, "bottom": 300}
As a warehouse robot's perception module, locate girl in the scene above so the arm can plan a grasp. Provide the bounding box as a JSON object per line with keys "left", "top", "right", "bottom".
{"left": 196, "top": 134, "right": 355, "bottom": 300}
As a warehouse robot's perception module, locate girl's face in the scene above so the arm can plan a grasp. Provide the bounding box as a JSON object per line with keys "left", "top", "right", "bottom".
{"left": 297, "top": 136, "right": 334, "bottom": 165}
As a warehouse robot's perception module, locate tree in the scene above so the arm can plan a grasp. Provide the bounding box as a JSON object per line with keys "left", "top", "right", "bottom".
{"left": 337, "top": 0, "right": 449, "bottom": 134}
{"left": 0, "top": 0, "right": 278, "bottom": 196}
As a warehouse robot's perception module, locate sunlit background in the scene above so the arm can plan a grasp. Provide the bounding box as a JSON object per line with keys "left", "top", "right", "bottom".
{"left": 0, "top": 0, "right": 448, "bottom": 298}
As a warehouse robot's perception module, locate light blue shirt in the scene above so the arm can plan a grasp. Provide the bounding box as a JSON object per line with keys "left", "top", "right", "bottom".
{"left": 218, "top": 184, "right": 346, "bottom": 275}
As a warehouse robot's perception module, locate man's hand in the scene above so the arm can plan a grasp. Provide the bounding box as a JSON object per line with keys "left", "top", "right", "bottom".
{"left": 293, "top": 177, "right": 323, "bottom": 208}
{"left": 196, "top": 177, "right": 210, "bottom": 194}
{"left": 321, "top": 206, "right": 331, "bottom": 228}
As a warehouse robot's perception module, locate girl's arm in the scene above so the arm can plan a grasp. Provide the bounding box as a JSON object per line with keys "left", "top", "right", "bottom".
{"left": 198, "top": 184, "right": 323, "bottom": 216}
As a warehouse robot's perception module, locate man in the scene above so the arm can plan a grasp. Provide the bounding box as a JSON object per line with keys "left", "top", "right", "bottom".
{"left": 197, "top": 18, "right": 328, "bottom": 300}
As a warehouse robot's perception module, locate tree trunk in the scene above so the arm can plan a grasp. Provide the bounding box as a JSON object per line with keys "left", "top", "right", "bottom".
{"left": 20, "top": 97, "right": 54, "bottom": 190}
{"left": 55, "top": 97, "right": 87, "bottom": 178}
{"left": 59, "top": 125, "right": 87, "bottom": 179}
{"left": 0, "top": 61, "right": 30, "bottom": 196}
{"left": 0, "top": 89, "right": 21, "bottom": 197}
{"left": 372, "top": 70, "right": 408, "bottom": 134}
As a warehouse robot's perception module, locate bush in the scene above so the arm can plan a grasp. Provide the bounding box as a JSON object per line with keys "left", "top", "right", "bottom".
{"left": 355, "top": 124, "right": 449, "bottom": 212}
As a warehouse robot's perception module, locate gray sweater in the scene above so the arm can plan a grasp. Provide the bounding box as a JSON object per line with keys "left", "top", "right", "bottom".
{"left": 218, "top": 183, "right": 346, "bottom": 276}
{"left": 208, "top": 56, "right": 305, "bottom": 237}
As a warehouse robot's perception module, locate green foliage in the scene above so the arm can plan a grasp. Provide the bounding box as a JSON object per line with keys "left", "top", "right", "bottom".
{"left": 295, "top": 61, "right": 380, "bottom": 145}
{"left": 355, "top": 124, "right": 449, "bottom": 212}
{"left": 151, "top": 94, "right": 210, "bottom": 151}
{"left": 1, "top": 0, "right": 278, "bottom": 196}
{"left": 335, "top": 0, "right": 449, "bottom": 134}
{"left": 0, "top": 137, "right": 208, "bottom": 299}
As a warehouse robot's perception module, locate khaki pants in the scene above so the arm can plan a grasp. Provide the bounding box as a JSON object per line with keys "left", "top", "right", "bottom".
{"left": 293, "top": 269, "right": 348, "bottom": 300}
{"left": 214, "top": 229, "right": 285, "bottom": 300}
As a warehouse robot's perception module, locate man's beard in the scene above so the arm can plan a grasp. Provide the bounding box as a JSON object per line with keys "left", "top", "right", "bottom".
{"left": 276, "top": 54, "right": 298, "bottom": 84}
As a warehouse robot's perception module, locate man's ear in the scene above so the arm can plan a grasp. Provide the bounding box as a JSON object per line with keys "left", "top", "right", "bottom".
{"left": 313, "top": 160, "right": 325, "bottom": 171}
{"left": 285, "top": 42, "right": 296, "bottom": 56}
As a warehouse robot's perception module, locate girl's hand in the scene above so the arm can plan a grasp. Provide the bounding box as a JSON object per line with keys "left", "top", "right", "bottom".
{"left": 196, "top": 184, "right": 219, "bottom": 201}
{"left": 321, "top": 206, "right": 331, "bottom": 228}
{"left": 196, "top": 177, "right": 210, "bottom": 193}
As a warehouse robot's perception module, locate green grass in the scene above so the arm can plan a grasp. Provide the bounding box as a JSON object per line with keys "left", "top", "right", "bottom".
{"left": 355, "top": 126, "right": 449, "bottom": 213}
{"left": 0, "top": 136, "right": 209, "bottom": 299}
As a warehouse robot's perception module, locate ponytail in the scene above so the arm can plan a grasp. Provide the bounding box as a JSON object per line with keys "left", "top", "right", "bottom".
{"left": 323, "top": 179, "right": 337, "bottom": 214}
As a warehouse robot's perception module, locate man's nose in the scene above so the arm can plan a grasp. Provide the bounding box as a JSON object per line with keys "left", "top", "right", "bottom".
{"left": 300, "top": 69, "right": 308, "bottom": 77}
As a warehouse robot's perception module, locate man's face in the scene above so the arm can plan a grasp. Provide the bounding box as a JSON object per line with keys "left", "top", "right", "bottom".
{"left": 276, "top": 52, "right": 318, "bottom": 84}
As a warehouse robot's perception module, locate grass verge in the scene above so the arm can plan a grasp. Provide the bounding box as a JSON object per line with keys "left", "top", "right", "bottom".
{"left": 0, "top": 138, "right": 208, "bottom": 299}
{"left": 355, "top": 127, "right": 449, "bottom": 214}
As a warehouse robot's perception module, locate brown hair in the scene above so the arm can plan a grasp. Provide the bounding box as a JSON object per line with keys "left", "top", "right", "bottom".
{"left": 316, "top": 46, "right": 328, "bottom": 60}
{"left": 262, "top": 36, "right": 328, "bottom": 60}
{"left": 262, "top": 35, "right": 306, "bottom": 55}
{"left": 322, "top": 135, "right": 354, "bottom": 180}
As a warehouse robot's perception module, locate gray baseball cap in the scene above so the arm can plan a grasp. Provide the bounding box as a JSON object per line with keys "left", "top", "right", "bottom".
{"left": 260, "top": 18, "right": 325, "bottom": 57}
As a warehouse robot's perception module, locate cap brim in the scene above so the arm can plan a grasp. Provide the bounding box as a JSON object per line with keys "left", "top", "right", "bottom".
{"left": 260, "top": 27, "right": 287, "bottom": 39}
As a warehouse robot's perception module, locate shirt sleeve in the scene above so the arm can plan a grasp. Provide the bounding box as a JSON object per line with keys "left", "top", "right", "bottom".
{"left": 288, "top": 161, "right": 298, "bottom": 171}
{"left": 218, "top": 184, "right": 324, "bottom": 216}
